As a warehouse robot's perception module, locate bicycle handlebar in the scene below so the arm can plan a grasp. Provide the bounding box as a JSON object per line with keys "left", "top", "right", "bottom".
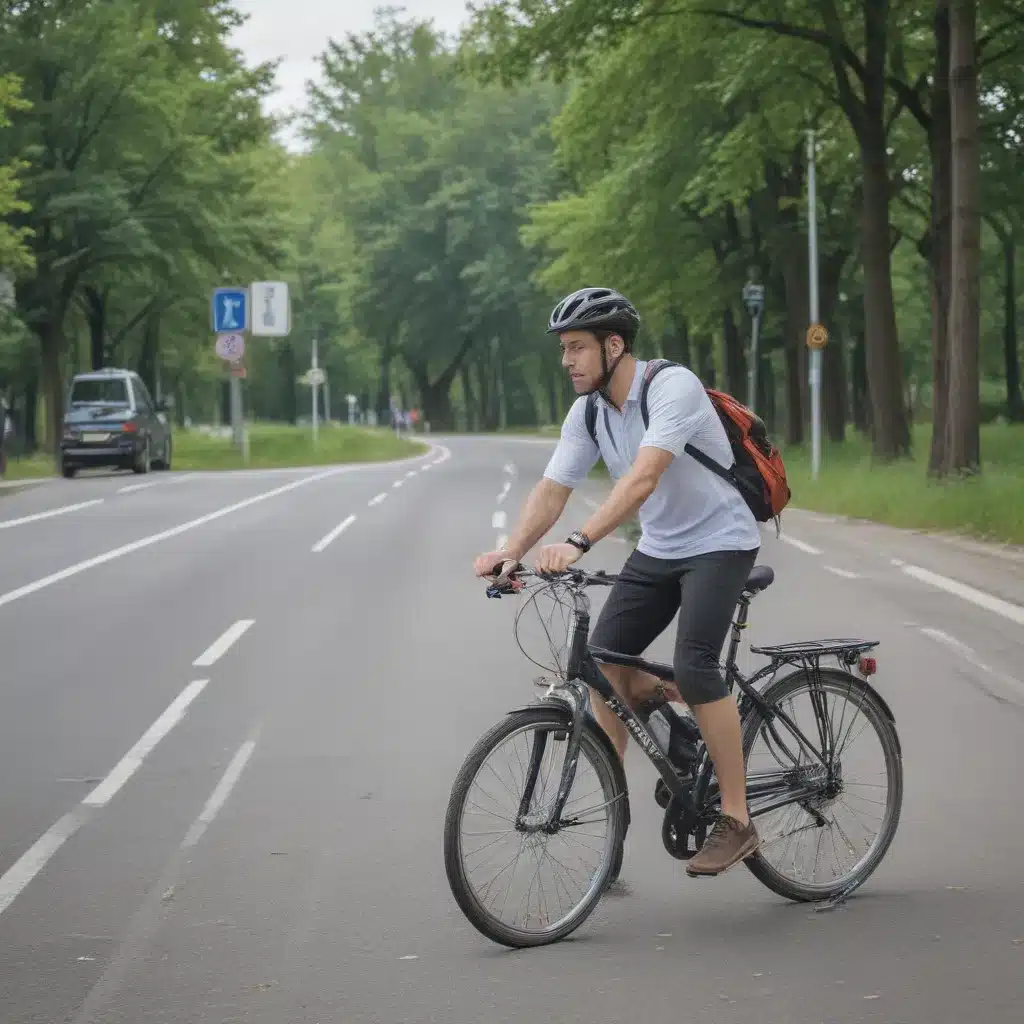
{"left": 484, "top": 562, "right": 618, "bottom": 598}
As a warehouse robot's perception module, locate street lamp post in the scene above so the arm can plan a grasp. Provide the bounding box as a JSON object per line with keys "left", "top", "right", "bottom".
{"left": 742, "top": 272, "right": 765, "bottom": 412}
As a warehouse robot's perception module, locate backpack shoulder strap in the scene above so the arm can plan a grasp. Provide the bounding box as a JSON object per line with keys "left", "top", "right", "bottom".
{"left": 682, "top": 440, "right": 736, "bottom": 485}
{"left": 584, "top": 392, "right": 599, "bottom": 447}
{"left": 638, "top": 359, "right": 680, "bottom": 430}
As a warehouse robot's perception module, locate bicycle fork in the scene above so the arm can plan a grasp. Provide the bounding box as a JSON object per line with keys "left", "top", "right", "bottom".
{"left": 517, "top": 679, "right": 685, "bottom": 834}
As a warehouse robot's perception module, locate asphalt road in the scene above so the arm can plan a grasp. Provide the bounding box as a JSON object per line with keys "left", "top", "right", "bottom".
{"left": 0, "top": 437, "right": 1022, "bottom": 1024}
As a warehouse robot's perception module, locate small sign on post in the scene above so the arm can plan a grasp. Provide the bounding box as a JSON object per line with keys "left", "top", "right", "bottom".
{"left": 250, "top": 281, "right": 291, "bottom": 337}
{"left": 215, "top": 332, "right": 246, "bottom": 361}
{"left": 212, "top": 288, "right": 249, "bottom": 333}
{"left": 742, "top": 282, "right": 765, "bottom": 318}
{"left": 806, "top": 323, "right": 829, "bottom": 350}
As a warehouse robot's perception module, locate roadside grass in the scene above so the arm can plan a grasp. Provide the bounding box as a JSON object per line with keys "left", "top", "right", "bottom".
{"left": 1, "top": 452, "right": 54, "bottom": 480}
{"left": 589, "top": 422, "right": 1024, "bottom": 546}
{"left": 1, "top": 423, "right": 427, "bottom": 479}
{"left": 782, "top": 422, "right": 1024, "bottom": 545}
{"left": 174, "top": 424, "right": 427, "bottom": 470}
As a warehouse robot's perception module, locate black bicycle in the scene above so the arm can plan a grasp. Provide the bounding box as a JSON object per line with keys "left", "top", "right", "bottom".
{"left": 443, "top": 562, "right": 903, "bottom": 948}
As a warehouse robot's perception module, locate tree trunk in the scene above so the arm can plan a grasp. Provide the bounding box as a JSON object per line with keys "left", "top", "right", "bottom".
{"left": 545, "top": 364, "right": 561, "bottom": 425}
{"left": 943, "top": 0, "right": 981, "bottom": 473}
{"left": 279, "top": 341, "right": 298, "bottom": 424}
{"left": 84, "top": 286, "right": 107, "bottom": 371}
{"left": 784, "top": 345, "right": 803, "bottom": 446}
{"left": 851, "top": 330, "right": 870, "bottom": 434}
{"left": 459, "top": 363, "right": 477, "bottom": 430}
{"left": 693, "top": 334, "right": 715, "bottom": 386}
{"left": 859, "top": 126, "right": 911, "bottom": 458}
{"left": 819, "top": 249, "right": 849, "bottom": 443}
{"left": 722, "top": 306, "right": 747, "bottom": 397}
{"left": 663, "top": 313, "right": 692, "bottom": 367}
{"left": 781, "top": 245, "right": 808, "bottom": 445}
{"left": 39, "top": 320, "right": 64, "bottom": 460}
{"left": 22, "top": 375, "right": 38, "bottom": 451}
{"left": 377, "top": 347, "right": 392, "bottom": 425}
{"left": 823, "top": 340, "right": 847, "bottom": 443}
{"left": 137, "top": 312, "right": 160, "bottom": 394}
{"left": 992, "top": 221, "right": 1022, "bottom": 420}
{"left": 928, "top": 0, "right": 954, "bottom": 472}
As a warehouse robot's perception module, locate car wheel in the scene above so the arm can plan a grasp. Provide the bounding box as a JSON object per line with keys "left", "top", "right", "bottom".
{"left": 62, "top": 463, "right": 77, "bottom": 479}
{"left": 155, "top": 437, "right": 172, "bottom": 471}
{"left": 133, "top": 439, "right": 150, "bottom": 474}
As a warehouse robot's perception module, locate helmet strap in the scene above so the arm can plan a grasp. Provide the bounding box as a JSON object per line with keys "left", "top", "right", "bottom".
{"left": 596, "top": 339, "right": 625, "bottom": 404}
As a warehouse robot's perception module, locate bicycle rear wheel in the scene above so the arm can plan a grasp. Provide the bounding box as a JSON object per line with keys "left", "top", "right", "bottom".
{"left": 444, "top": 706, "right": 627, "bottom": 948}
{"left": 741, "top": 668, "right": 903, "bottom": 903}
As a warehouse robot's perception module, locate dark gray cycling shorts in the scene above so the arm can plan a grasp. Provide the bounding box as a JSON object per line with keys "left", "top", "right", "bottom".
{"left": 589, "top": 546, "right": 759, "bottom": 706}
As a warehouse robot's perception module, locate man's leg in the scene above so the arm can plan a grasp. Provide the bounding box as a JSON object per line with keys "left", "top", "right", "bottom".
{"left": 587, "top": 551, "right": 682, "bottom": 763}
{"left": 670, "top": 548, "right": 761, "bottom": 877}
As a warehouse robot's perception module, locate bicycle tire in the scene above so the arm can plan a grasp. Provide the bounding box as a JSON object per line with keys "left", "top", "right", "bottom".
{"left": 741, "top": 668, "right": 903, "bottom": 903}
{"left": 444, "top": 706, "right": 627, "bottom": 948}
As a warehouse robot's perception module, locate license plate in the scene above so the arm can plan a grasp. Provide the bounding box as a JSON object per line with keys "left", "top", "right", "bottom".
{"left": 82, "top": 432, "right": 109, "bottom": 443}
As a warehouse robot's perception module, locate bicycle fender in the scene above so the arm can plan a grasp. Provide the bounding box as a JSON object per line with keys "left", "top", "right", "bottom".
{"left": 861, "top": 682, "right": 901, "bottom": 758}
{"left": 507, "top": 694, "right": 575, "bottom": 717}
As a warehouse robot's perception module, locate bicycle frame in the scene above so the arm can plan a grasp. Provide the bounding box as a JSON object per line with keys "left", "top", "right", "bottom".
{"left": 523, "top": 579, "right": 863, "bottom": 836}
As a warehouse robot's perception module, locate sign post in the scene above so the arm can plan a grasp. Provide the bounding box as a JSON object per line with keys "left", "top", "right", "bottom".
{"left": 346, "top": 394, "right": 357, "bottom": 425}
{"left": 212, "top": 288, "right": 249, "bottom": 450}
{"left": 311, "top": 337, "right": 319, "bottom": 445}
{"left": 807, "top": 130, "right": 823, "bottom": 481}
{"left": 742, "top": 276, "right": 765, "bottom": 412}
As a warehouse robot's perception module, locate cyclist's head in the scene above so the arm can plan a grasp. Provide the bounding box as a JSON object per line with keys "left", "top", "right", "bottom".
{"left": 547, "top": 287, "right": 640, "bottom": 395}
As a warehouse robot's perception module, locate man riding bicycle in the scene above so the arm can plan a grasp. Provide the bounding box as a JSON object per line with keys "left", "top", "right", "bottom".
{"left": 473, "top": 286, "right": 762, "bottom": 878}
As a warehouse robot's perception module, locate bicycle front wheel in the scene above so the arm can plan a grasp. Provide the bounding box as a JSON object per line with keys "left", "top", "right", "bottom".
{"left": 741, "top": 668, "right": 903, "bottom": 903}
{"left": 444, "top": 706, "right": 627, "bottom": 948}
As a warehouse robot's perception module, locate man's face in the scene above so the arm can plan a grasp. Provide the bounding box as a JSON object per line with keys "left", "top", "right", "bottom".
{"left": 559, "top": 330, "right": 623, "bottom": 393}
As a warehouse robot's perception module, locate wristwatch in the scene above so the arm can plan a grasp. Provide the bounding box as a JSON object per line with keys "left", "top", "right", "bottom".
{"left": 566, "top": 529, "right": 592, "bottom": 553}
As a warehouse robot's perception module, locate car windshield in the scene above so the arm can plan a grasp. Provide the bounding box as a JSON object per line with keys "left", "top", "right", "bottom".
{"left": 70, "top": 378, "right": 129, "bottom": 406}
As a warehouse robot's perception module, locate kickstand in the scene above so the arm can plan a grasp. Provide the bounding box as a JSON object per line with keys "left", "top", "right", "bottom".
{"left": 812, "top": 881, "right": 861, "bottom": 912}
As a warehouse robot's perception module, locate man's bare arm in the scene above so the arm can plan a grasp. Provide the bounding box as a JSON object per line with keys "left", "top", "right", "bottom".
{"left": 504, "top": 478, "right": 573, "bottom": 560}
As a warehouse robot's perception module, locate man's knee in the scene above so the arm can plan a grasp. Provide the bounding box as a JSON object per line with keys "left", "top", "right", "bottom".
{"left": 674, "top": 642, "right": 729, "bottom": 706}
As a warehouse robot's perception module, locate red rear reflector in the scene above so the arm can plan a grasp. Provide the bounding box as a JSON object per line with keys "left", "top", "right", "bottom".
{"left": 121, "top": 421, "right": 138, "bottom": 433}
{"left": 859, "top": 656, "right": 877, "bottom": 676}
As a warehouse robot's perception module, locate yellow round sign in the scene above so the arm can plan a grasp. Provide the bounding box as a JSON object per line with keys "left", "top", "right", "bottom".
{"left": 806, "top": 323, "right": 829, "bottom": 350}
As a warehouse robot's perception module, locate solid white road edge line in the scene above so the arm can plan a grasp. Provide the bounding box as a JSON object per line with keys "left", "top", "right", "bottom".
{"left": 0, "top": 463, "right": 368, "bottom": 611}
{"left": 312, "top": 514, "right": 357, "bottom": 553}
{"left": 780, "top": 534, "right": 824, "bottom": 556}
{"left": 193, "top": 619, "right": 255, "bottom": 668}
{"left": 903, "top": 564, "right": 1024, "bottom": 627}
{"left": 0, "top": 499, "right": 104, "bottom": 530}
{"left": 824, "top": 566, "right": 860, "bottom": 579}
{"left": 919, "top": 626, "right": 1024, "bottom": 702}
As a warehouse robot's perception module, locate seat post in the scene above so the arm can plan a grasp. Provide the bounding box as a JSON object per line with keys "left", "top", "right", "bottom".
{"left": 725, "top": 595, "right": 751, "bottom": 673}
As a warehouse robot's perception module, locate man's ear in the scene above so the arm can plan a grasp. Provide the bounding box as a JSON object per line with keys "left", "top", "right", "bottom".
{"left": 606, "top": 333, "right": 626, "bottom": 359}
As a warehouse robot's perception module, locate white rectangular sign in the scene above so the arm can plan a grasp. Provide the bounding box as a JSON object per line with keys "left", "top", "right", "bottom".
{"left": 249, "top": 281, "right": 291, "bottom": 337}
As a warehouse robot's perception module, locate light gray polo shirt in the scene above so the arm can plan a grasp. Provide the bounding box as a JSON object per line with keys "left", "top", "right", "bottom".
{"left": 543, "top": 360, "right": 761, "bottom": 560}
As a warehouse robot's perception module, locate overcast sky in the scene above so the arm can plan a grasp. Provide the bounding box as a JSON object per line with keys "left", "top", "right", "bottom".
{"left": 230, "top": 0, "right": 473, "bottom": 133}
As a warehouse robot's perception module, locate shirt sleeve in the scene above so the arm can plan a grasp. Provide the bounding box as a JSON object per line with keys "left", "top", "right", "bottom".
{"left": 638, "top": 366, "right": 706, "bottom": 457}
{"left": 543, "top": 396, "right": 600, "bottom": 488}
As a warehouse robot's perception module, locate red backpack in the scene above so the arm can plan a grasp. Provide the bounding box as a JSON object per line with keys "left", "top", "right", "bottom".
{"left": 584, "top": 359, "right": 791, "bottom": 530}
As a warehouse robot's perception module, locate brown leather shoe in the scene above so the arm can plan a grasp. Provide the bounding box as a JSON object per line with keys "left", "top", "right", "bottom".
{"left": 686, "top": 814, "right": 760, "bottom": 877}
